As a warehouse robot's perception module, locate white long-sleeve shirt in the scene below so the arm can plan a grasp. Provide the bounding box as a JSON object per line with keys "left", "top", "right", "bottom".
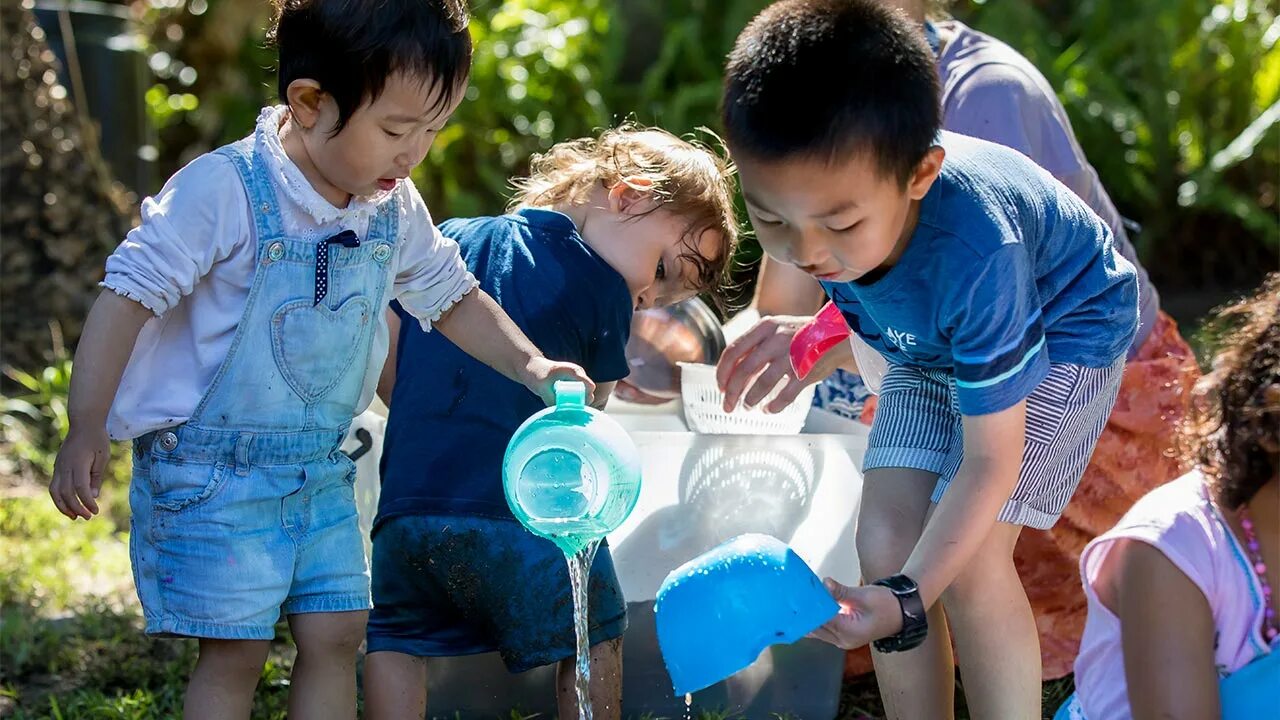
{"left": 102, "top": 106, "right": 477, "bottom": 439}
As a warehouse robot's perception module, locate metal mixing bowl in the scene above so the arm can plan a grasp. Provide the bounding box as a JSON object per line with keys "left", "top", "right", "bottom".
{"left": 623, "top": 297, "right": 726, "bottom": 399}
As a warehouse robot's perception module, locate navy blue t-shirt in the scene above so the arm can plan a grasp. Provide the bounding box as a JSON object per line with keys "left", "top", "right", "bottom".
{"left": 820, "top": 131, "right": 1138, "bottom": 416}
{"left": 375, "top": 208, "right": 633, "bottom": 528}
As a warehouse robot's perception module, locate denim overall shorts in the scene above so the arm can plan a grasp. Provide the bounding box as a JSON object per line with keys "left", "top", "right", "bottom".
{"left": 129, "top": 137, "right": 398, "bottom": 639}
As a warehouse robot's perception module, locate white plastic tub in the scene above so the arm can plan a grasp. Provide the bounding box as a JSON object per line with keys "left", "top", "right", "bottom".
{"left": 347, "top": 402, "right": 868, "bottom": 719}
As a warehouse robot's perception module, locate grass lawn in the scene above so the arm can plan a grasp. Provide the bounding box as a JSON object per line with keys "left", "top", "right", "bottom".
{"left": 1, "top": 482, "right": 1073, "bottom": 719}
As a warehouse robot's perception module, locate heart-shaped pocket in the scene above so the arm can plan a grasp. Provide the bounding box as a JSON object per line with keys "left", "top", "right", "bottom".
{"left": 271, "top": 296, "right": 371, "bottom": 402}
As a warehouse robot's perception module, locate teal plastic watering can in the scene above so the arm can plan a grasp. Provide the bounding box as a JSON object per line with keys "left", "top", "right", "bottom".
{"left": 502, "top": 381, "right": 642, "bottom": 555}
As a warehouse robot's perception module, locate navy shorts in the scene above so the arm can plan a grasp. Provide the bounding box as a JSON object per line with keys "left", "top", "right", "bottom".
{"left": 367, "top": 514, "right": 628, "bottom": 673}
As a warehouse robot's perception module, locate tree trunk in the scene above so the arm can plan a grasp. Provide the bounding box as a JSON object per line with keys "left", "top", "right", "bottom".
{"left": 0, "top": 2, "right": 133, "bottom": 376}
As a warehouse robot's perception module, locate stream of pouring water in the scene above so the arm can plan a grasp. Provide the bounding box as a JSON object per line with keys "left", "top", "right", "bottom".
{"left": 565, "top": 539, "right": 601, "bottom": 720}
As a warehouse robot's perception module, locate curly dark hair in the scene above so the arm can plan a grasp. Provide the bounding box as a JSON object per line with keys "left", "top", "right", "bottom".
{"left": 1183, "top": 272, "right": 1280, "bottom": 509}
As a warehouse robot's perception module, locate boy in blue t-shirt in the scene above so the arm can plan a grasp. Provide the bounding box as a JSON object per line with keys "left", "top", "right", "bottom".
{"left": 363, "top": 126, "right": 739, "bottom": 719}
{"left": 715, "top": 1, "right": 1137, "bottom": 717}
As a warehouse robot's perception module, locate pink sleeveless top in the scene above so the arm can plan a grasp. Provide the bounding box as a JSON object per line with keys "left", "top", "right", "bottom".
{"left": 1072, "top": 471, "right": 1277, "bottom": 718}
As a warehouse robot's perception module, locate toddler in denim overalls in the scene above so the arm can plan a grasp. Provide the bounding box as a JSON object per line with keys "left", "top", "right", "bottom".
{"left": 48, "top": 1, "right": 593, "bottom": 716}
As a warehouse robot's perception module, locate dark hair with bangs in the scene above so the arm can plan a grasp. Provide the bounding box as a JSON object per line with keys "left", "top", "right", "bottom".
{"left": 269, "top": 0, "right": 472, "bottom": 135}
{"left": 721, "top": 0, "right": 941, "bottom": 185}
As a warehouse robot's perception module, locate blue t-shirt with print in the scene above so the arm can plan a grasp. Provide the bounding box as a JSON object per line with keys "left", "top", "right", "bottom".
{"left": 375, "top": 208, "right": 633, "bottom": 529}
{"left": 821, "top": 130, "right": 1137, "bottom": 416}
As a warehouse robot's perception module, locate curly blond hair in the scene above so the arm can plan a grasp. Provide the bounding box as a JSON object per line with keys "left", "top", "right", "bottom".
{"left": 1182, "top": 272, "right": 1280, "bottom": 509}
{"left": 507, "top": 124, "right": 740, "bottom": 299}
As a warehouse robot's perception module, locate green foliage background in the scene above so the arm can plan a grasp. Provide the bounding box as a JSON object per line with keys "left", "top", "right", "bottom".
{"left": 137, "top": 0, "right": 1276, "bottom": 304}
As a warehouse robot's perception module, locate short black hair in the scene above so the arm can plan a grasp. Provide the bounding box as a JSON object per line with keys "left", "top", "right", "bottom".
{"left": 722, "top": 0, "right": 941, "bottom": 185}
{"left": 270, "top": 0, "right": 472, "bottom": 134}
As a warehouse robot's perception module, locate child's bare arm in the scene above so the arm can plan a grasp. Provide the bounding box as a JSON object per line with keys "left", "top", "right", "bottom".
{"left": 433, "top": 288, "right": 596, "bottom": 406}
{"left": 50, "top": 291, "right": 153, "bottom": 520}
{"left": 900, "top": 402, "right": 1026, "bottom": 606}
{"left": 809, "top": 403, "right": 1026, "bottom": 650}
{"left": 1112, "top": 540, "right": 1220, "bottom": 719}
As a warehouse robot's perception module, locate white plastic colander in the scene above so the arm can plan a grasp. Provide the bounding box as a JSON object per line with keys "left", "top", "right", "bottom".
{"left": 678, "top": 362, "right": 816, "bottom": 435}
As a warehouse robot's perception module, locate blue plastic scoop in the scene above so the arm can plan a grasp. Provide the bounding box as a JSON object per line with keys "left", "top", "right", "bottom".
{"left": 654, "top": 533, "right": 839, "bottom": 696}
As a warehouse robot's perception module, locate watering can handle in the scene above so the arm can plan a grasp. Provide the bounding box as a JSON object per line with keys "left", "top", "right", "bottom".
{"left": 553, "top": 380, "right": 588, "bottom": 407}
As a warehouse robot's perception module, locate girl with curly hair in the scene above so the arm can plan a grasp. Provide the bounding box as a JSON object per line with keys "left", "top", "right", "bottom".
{"left": 1062, "top": 273, "right": 1279, "bottom": 719}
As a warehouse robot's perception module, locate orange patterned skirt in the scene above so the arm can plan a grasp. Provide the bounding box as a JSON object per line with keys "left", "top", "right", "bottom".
{"left": 845, "top": 311, "right": 1200, "bottom": 679}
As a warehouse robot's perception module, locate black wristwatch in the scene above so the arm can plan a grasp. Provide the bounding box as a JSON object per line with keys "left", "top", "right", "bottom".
{"left": 871, "top": 574, "right": 928, "bottom": 653}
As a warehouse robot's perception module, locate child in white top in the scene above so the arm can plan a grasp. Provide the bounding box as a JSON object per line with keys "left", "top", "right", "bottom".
{"left": 48, "top": 1, "right": 592, "bottom": 717}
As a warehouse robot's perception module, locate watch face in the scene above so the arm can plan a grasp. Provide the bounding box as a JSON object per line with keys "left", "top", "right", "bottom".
{"left": 901, "top": 602, "right": 927, "bottom": 629}
{"left": 877, "top": 574, "right": 918, "bottom": 595}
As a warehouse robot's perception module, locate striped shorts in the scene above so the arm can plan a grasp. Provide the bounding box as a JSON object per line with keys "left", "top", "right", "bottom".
{"left": 864, "top": 357, "right": 1125, "bottom": 530}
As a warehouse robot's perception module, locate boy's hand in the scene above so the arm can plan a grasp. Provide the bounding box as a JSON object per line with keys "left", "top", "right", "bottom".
{"left": 716, "top": 315, "right": 830, "bottom": 412}
{"left": 522, "top": 357, "right": 597, "bottom": 407}
{"left": 806, "top": 578, "right": 904, "bottom": 650}
{"left": 50, "top": 426, "right": 112, "bottom": 520}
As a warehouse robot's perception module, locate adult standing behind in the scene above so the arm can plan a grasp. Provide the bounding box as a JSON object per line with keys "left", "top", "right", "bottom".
{"left": 727, "top": 0, "right": 1200, "bottom": 679}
